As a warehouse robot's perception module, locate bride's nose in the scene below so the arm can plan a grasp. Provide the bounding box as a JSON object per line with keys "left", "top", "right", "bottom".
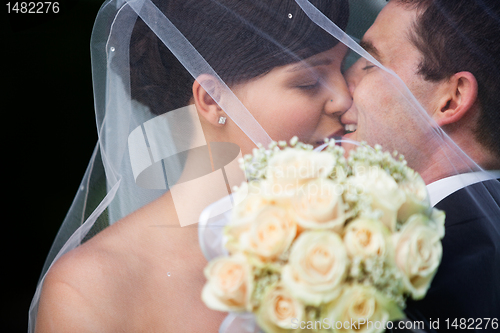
{"left": 325, "top": 77, "right": 352, "bottom": 116}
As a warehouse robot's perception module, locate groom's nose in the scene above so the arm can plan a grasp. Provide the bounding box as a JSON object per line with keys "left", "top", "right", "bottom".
{"left": 344, "top": 59, "right": 366, "bottom": 96}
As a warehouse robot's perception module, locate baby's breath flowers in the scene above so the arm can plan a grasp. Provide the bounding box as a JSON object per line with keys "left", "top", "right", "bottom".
{"left": 203, "top": 137, "right": 445, "bottom": 333}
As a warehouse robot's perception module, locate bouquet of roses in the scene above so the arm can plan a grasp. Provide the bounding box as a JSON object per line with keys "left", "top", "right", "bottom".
{"left": 202, "top": 138, "right": 445, "bottom": 333}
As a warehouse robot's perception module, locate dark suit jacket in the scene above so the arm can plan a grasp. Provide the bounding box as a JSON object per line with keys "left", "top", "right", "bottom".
{"left": 404, "top": 179, "right": 500, "bottom": 332}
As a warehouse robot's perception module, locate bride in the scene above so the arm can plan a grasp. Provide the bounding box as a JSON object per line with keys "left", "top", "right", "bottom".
{"left": 32, "top": 0, "right": 353, "bottom": 331}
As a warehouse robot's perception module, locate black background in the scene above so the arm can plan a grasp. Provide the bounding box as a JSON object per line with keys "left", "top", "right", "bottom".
{"left": 4, "top": 0, "right": 103, "bottom": 331}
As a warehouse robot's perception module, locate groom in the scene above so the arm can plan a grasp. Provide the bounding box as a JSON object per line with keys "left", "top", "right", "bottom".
{"left": 341, "top": 0, "right": 500, "bottom": 328}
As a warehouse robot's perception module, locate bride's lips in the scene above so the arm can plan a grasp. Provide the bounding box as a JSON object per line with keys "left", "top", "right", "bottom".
{"left": 328, "top": 129, "right": 345, "bottom": 139}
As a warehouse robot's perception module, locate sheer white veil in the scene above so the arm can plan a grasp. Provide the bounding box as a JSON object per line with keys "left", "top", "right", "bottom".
{"left": 29, "top": 0, "right": 500, "bottom": 331}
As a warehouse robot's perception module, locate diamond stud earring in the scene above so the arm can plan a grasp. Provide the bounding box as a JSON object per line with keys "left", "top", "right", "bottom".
{"left": 218, "top": 116, "right": 226, "bottom": 125}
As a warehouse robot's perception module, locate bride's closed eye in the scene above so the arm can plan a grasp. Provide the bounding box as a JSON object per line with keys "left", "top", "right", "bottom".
{"left": 296, "top": 78, "right": 321, "bottom": 91}
{"left": 286, "top": 72, "right": 323, "bottom": 93}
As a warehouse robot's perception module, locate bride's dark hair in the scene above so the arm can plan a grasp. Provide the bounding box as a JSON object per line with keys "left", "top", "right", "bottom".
{"left": 127, "top": 0, "right": 349, "bottom": 115}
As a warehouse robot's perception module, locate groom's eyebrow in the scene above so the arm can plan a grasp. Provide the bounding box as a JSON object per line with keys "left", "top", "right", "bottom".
{"left": 359, "top": 40, "right": 381, "bottom": 61}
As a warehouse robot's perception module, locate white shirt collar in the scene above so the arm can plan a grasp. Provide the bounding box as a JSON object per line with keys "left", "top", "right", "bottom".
{"left": 426, "top": 170, "right": 500, "bottom": 207}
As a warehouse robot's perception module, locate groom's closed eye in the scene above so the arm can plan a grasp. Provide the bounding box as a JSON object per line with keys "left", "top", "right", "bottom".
{"left": 358, "top": 40, "right": 383, "bottom": 73}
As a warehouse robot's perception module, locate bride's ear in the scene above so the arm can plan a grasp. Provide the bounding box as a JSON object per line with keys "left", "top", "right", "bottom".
{"left": 432, "top": 71, "right": 478, "bottom": 126}
{"left": 192, "top": 74, "right": 226, "bottom": 126}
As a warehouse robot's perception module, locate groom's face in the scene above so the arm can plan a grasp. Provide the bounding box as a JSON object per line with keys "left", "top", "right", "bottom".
{"left": 341, "top": 1, "right": 443, "bottom": 166}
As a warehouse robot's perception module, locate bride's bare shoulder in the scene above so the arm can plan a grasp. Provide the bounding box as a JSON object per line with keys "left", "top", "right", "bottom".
{"left": 35, "top": 242, "right": 118, "bottom": 331}
{"left": 35, "top": 194, "right": 177, "bottom": 332}
{"left": 35, "top": 192, "right": 223, "bottom": 332}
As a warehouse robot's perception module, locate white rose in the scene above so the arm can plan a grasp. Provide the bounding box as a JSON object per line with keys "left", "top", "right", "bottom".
{"left": 349, "top": 166, "right": 406, "bottom": 231}
{"left": 256, "top": 283, "right": 305, "bottom": 333}
{"left": 393, "top": 214, "right": 443, "bottom": 299}
{"left": 266, "top": 149, "right": 335, "bottom": 194}
{"left": 343, "top": 218, "right": 392, "bottom": 260}
{"left": 292, "top": 178, "right": 347, "bottom": 232}
{"left": 202, "top": 253, "right": 252, "bottom": 312}
{"left": 282, "top": 231, "right": 348, "bottom": 306}
{"left": 397, "top": 170, "right": 431, "bottom": 223}
{"left": 326, "top": 284, "right": 404, "bottom": 333}
{"left": 238, "top": 206, "right": 297, "bottom": 261}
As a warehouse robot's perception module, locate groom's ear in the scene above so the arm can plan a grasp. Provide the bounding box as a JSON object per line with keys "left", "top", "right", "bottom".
{"left": 192, "top": 74, "right": 225, "bottom": 126}
{"left": 432, "top": 71, "right": 478, "bottom": 126}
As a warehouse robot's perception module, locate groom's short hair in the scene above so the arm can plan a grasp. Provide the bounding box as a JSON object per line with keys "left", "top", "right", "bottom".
{"left": 395, "top": 0, "right": 500, "bottom": 158}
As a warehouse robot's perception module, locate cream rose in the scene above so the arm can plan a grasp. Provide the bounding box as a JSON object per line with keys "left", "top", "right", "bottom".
{"left": 343, "top": 218, "right": 392, "bottom": 260}
{"left": 397, "top": 170, "right": 431, "bottom": 223}
{"left": 226, "top": 180, "right": 293, "bottom": 252}
{"left": 238, "top": 206, "right": 297, "bottom": 261}
{"left": 292, "top": 178, "right": 347, "bottom": 232}
{"left": 349, "top": 166, "right": 406, "bottom": 231}
{"left": 266, "top": 149, "right": 336, "bottom": 194}
{"left": 226, "top": 182, "right": 269, "bottom": 253}
{"left": 393, "top": 214, "right": 443, "bottom": 299}
{"left": 282, "top": 231, "right": 348, "bottom": 306}
{"left": 326, "top": 284, "right": 404, "bottom": 333}
{"left": 230, "top": 181, "right": 277, "bottom": 226}
{"left": 256, "top": 283, "right": 305, "bottom": 333}
{"left": 202, "top": 253, "right": 252, "bottom": 312}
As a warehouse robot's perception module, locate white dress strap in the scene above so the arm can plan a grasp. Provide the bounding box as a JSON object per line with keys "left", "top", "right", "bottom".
{"left": 198, "top": 194, "right": 234, "bottom": 261}
{"left": 219, "top": 313, "right": 263, "bottom": 333}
